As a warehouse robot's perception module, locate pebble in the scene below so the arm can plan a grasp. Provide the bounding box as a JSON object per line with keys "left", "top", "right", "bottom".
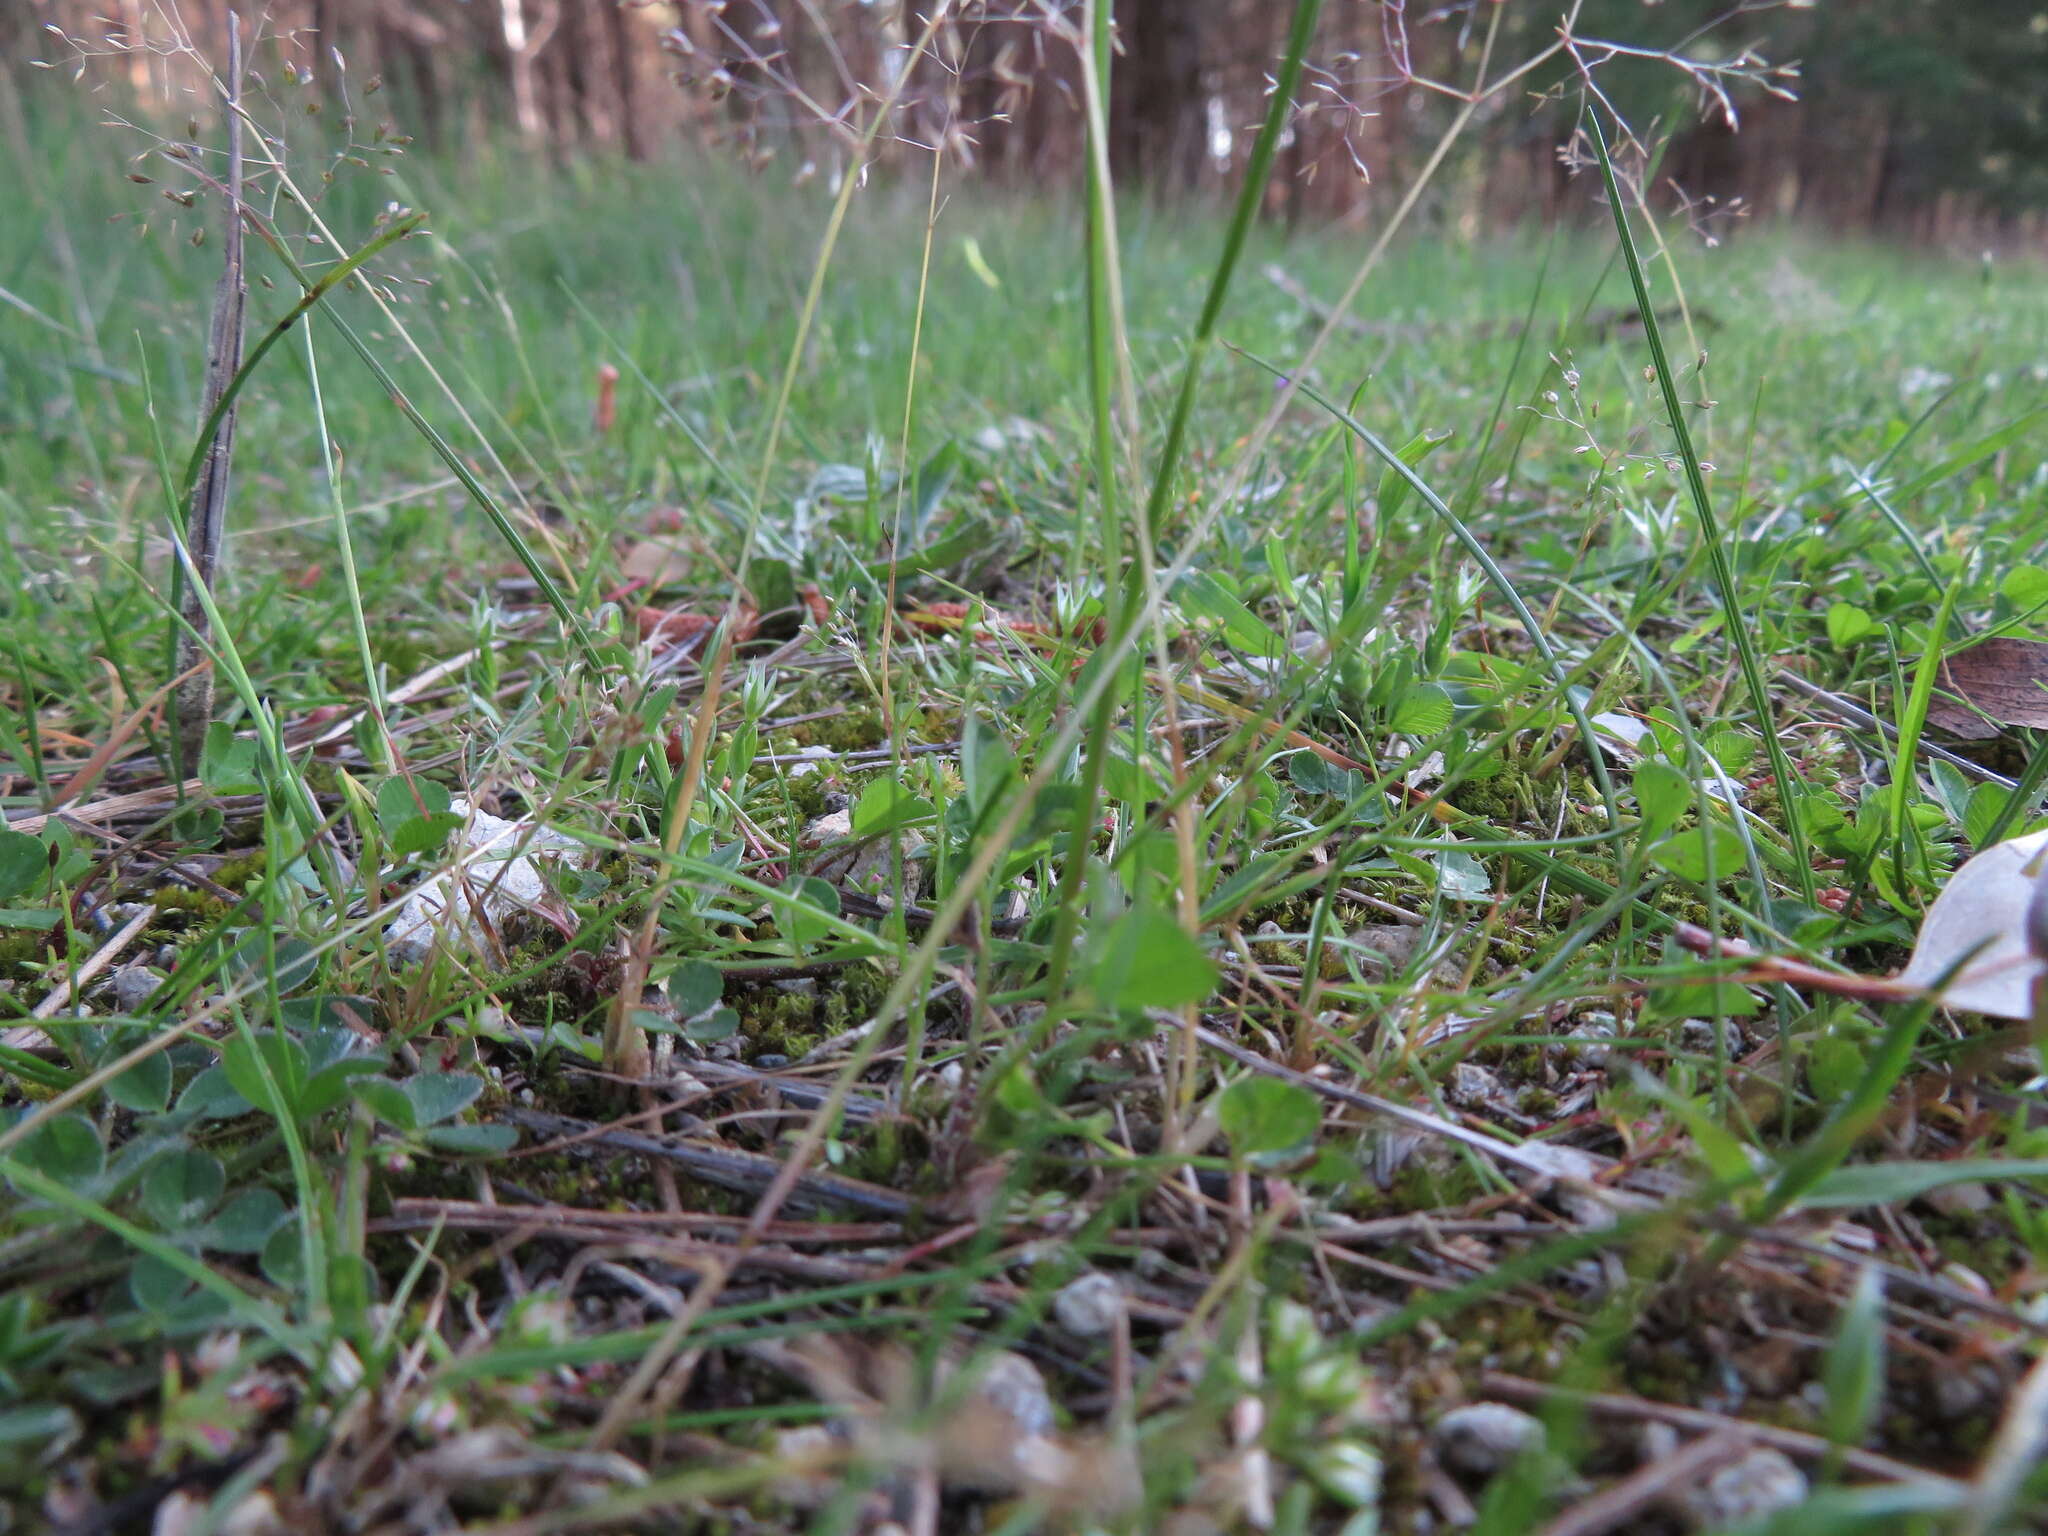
{"left": 1448, "top": 1061, "right": 1525, "bottom": 1121}
{"left": 382, "top": 799, "right": 586, "bottom": 966}
{"left": 1924, "top": 1181, "right": 1992, "bottom": 1215}
{"left": 967, "top": 1350, "right": 1055, "bottom": 1439}
{"left": 1052, "top": 1271, "right": 1124, "bottom": 1337}
{"left": 1678, "top": 1017, "right": 1745, "bottom": 1058}
{"left": 105, "top": 965, "right": 162, "bottom": 1013}
{"left": 1934, "top": 1361, "right": 2003, "bottom": 1420}
{"left": 1564, "top": 1011, "right": 1619, "bottom": 1068}
{"left": 1350, "top": 924, "right": 1467, "bottom": 988}
{"left": 1432, "top": 1402, "right": 1545, "bottom": 1478}
{"left": 1678, "top": 1447, "right": 1806, "bottom": 1528}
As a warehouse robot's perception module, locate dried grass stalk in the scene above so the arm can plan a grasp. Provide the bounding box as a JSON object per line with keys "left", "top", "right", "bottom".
{"left": 172, "top": 15, "right": 247, "bottom": 770}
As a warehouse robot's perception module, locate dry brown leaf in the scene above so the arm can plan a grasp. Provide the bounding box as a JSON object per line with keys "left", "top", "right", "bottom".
{"left": 619, "top": 535, "right": 692, "bottom": 591}
{"left": 636, "top": 602, "right": 759, "bottom": 653}
{"left": 1929, "top": 637, "right": 2048, "bottom": 737}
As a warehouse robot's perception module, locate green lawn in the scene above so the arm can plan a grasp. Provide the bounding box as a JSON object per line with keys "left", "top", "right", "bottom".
{"left": 5, "top": 69, "right": 2048, "bottom": 1533}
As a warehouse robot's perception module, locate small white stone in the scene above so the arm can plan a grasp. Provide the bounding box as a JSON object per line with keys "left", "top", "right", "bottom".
{"left": 783, "top": 745, "right": 835, "bottom": 778}
{"left": 1680, "top": 1447, "right": 1806, "bottom": 1527}
{"left": 1053, "top": 1272, "right": 1125, "bottom": 1337}
{"left": 1934, "top": 1361, "right": 2001, "bottom": 1420}
{"left": 1449, "top": 1061, "right": 1511, "bottom": 1113}
{"left": 801, "top": 809, "right": 854, "bottom": 845}
{"left": 106, "top": 965, "right": 162, "bottom": 1012}
{"left": 1433, "top": 1402, "right": 1545, "bottom": 1479}
{"left": 1679, "top": 1017, "right": 1744, "bottom": 1058}
{"left": 383, "top": 799, "right": 586, "bottom": 966}
{"left": 1564, "top": 1010, "right": 1619, "bottom": 1068}
{"left": 967, "top": 1350, "right": 1054, "bottom": 1438}
{"left": 1925, "top": 1181, "right": 1993, "bottom": 1216}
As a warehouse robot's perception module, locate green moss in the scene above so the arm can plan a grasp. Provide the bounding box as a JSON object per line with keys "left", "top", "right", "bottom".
{"left": 775, "top": 772, "right": 833, "bottom": 823}
{"left": 1918, "top": 1212, "right": 2022, "bottom": 1282}
{"left": 1622, "top": 1334, "right": 1713, "bottom": 1402}
{"left": 1453, "top": 1304, "right": 1553, "bottom": 1376}
{"left": 211, "top": 849, "right": 268, "bottom": 893}
{"left": 774, "top": 707, "right": 890, "bottom": 754}
{"left": 1340, "top": 1152, "right": 1488, "bottom": 1218}
{"left": 741, "top": 986, "right": 824, "bottom": 1059}
{"left": 736, "top": 960, "right": 891, "bottom": 1061}
{"left": 1450, "top": 768, "right": 1537, "bottom": 823}
{"left": 150, "top": 884, "right": 224, "bottom": 917}
{"left": 0, "top": 930, "right": 47, "bottom": 986}
{"left": 1649, "top": 887, "right": 1714, "bottom": 926}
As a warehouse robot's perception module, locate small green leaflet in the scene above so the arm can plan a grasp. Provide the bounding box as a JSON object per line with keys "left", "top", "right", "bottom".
{"left": 1093, "top": 907, "right": 1217, "bottom": 1012}
{"left": 0, "top": 831, "right": 46, "bottom": 903}
{"left": 1826, "top": 602, "right": 1876, "bottom": 649}
{"left": 779, "top": 874, "right": 842, "bottom": 951}
{"left": 1633, "top": 760, "right": 1691, "bottom": 840}
{"left": 1650, "top": 822, "right": 1745, "bottom": 883}
{"left": 1178, "top": 571, "right": 1280, "bottom": 658}
{"left": 1389, "top": 682, "right": 1453, "bottom": 737}
{"left": 852, "top": 777, "right": 932, "bottom": 836}
{"left": 1218, "top": 1077, "right": 1320, "bottom": 1166}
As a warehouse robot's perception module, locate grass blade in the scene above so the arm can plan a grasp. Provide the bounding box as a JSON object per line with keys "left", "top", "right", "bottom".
{"left": 1587, "top": 110, "right": 1815, "bottom": 908}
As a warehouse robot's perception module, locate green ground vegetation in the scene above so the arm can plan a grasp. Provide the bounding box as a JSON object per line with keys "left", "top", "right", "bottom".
{"left": 3, "top": 58, "right": 2048, "bottom": 1534}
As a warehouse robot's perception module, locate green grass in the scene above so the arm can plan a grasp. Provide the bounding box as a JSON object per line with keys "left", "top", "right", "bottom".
{"left": 5, "top": 58, "right": 2048, "bottom": 1532}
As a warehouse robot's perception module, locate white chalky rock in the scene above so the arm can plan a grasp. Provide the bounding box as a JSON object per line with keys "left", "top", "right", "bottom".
{"left": 966, "top": 1350, "right": 1055, "bottom": 1439}
{"left": 1433, "top": 1402, "right": 1545, "bottom": 1479}
{"left": 801, "top": 809, "right": 928, "bottom": 900}
{"left": 106, "top": 965, "right": 163, "bottom": 1013}
{"left": 1679, "top": 1447, "right": 1807, "bottom": 1528}
{"left": 383, "top": 799, "right": 587, "bottom": 966}
{"left": 1053, "top": 1271, "right": 1125, "bottom": 1337}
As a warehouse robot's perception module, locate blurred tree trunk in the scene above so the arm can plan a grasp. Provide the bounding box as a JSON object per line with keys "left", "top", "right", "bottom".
{"left": 962, "top": 12, "right": 1083, "bottom": 183}
{"left": 498, "top": 0, "right": 560, "bottom": 143}
{"left": 308, "top": 0, "right": 339, "bottom": 80}
{"left": 561, "top": 1, "right": 596, "bottom": 149}
{"left": 605, "top": 0, "right": 649, "bottom": 161}
{"left": 374, "top": 2, "right": 449, "bottom": 141}
{"left": 1109, "top": 0, "right": 1209, "bottom": 192}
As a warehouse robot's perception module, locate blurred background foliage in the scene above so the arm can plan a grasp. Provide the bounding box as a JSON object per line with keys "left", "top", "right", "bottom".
{"left": 7, "top": 0, "right": 2047, "bottom": 246}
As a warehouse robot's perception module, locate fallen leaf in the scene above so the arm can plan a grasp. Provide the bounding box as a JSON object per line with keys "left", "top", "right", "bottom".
{"left": 636, "top": 607, "right": 713, "bottom": 648}
{"left": 636, "top": 603, "right": 758, "bottom": 654}
{"left": 619, "top": 536, "right": 691, "bottom": 592}
{"left": 1927, "top": 637, "right": 2048, "bottom": 738}
{"left": 1898, "top": 828, "right": 2048, "bottom": 1019}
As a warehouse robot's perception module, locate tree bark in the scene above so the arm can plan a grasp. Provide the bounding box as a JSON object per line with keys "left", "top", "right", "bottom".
{"left": 1108, "top": 0, "right": 1209, "bottom": 193}
{"left": 605, "top": 0, "right": 649, "bottom": 160}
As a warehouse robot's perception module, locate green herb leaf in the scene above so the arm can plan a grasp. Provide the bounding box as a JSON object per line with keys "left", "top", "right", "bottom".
{"left": 1219, "top": 1077, "right": 1321, "bottom": 1162}
{"left": 1093, "top": 907, "right": 1217, "bottom": 1012}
